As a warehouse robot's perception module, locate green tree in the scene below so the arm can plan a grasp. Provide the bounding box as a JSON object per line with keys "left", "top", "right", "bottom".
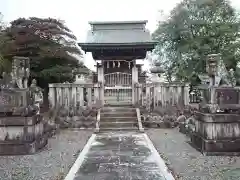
{"left": 153, "top": 0, "right": 240, "bottom": 83}
{"left": 0, "top": 13, "right": 11, "bottom": 74}
{"left": 2, "top": 17, "right": 89, "bottom": 87}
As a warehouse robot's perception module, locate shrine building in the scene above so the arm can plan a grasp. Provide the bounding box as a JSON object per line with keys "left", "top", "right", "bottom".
{"left": 78, "top": 20, "right": 156, "bottom": 106}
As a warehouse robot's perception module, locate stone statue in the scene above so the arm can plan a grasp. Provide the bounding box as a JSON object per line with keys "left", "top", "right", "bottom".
{"left": 203, "top": 54, "right": 237, "bottom": 87}
{"left": 0, "top": 56, "right": 49, "bottom": 155}
{"left": 30, "top": 79, "right": 43, "bottom": 114}
{"left": 11, "top": 57, "right": 30, "bottom": 89}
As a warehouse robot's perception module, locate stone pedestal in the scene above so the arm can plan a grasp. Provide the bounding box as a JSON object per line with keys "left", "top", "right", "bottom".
{"left": 191, "top": 112, "right": 240, "bottom": 155}
{"left": 0, "top": 115, "right": 48, "bottom": 155}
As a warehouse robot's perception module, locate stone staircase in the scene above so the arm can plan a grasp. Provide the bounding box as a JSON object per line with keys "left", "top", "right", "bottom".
{"left": 99, "top": 106, "right": 140, "bottom": 132}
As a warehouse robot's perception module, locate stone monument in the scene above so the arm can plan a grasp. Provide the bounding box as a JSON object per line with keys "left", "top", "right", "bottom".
{"left": 0, "top": 56, "right": 48, "bottom": 155}
{"left": 191, "top": 54, "right": 240, "bottom": 155}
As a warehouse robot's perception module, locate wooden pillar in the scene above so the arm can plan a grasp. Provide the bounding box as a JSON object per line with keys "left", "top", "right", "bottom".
{"left": 132, "top": 64, "right": 135, "bottom": 105}
{"left": 98, "top": 61, "right": 104, "bottom": 105}
{"left": 132, "top": 60, "right": 138, "bottom": 105}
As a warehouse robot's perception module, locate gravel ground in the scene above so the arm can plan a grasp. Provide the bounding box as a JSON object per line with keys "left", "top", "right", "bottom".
{"left": 0, "top": 130, "right": 92, "bottom": 180}
{"left": 1, "top": 128, "right": 239, "bottom": 180}
{"left": 147, "top": 128, "right": 240, "bottom": 180}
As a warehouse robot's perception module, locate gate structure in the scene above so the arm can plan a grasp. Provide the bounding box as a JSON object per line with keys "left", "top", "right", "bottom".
{"left": 79, "top": 20, "right": 156, "bottom": 106}
{"left": 104, "top": 72, "right": 132, "bottom": 105}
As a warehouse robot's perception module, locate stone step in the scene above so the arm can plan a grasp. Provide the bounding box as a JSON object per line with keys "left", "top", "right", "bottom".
{"left": 101, "top": 107, "right": 136, "bottom": 113}
{"left": 104, "top": 105, "right": 133, "bottom": 107}
{"left": 104, "top": 102, "right": 132, "bottom": 106}
{"left": 99, "top": 127, "right": 139, "bottom": 132}
{"left": 100, "top": 121, "right": 138, "bottom": 128}
{"left": 100, "top": 117, "right": 137, "bottom": 122}
{"left": 101, "top": 111, "right": 137, "bottom": 117}
{"left": 100, "top": 118, "right": 137, "bottom": 123}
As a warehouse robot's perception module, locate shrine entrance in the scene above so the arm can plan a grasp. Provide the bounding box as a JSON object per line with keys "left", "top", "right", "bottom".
{"left": 78, "top": 20, "right": 156, "bottom": 106}
{"left": 104, "top": 72, "right": 132, "bottom": 105}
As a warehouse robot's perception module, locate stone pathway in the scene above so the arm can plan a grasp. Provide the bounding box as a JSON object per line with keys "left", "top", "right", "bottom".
{"left": 65, "top": 132, "right": 175, "bottom": 180}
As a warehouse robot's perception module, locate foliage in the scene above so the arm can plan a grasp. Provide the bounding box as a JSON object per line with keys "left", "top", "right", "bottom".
{"left": 153, "top": 0, "right": 240, "bottom": 83}
{"left": 1, "top": 17, "right": 89, "bottom": 87}
{"left": 39, "top": 62, "right": 89, "bottom": 86}
{"left": 0, "top": 13, "right": 11, "bottom": 74}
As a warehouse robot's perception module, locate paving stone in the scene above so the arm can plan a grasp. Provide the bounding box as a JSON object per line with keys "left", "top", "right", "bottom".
{"left": 73, "top": 132, "right": 173, "bottom": 180}
{"left": 93, "top": 172, "right": 120, "bottom": 180}
{"left": 78, "top": 161, "right": 100, "bottom": 174}
{"left": 85, "top": 156, "right": 120, "bottom": 164}
{"left": 119, "top": 155, "right": 147, "bottom": 164}
{"left": 131, "top": 171, "right": 165, "bottom": 180}
{"left": 74, "top": 174, "right": 95, "bottom": 180}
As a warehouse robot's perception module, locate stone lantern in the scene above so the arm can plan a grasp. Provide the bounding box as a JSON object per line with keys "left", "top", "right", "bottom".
{"left": 74, "top": 67, "right": 89, "bottom": 83}
{"left": 150, "top": 62, "right": 164, "bottom": 77}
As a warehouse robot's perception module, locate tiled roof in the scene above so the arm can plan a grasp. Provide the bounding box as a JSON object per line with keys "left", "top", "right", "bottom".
{"left": 83, "top": 21, "right": 154, "bottom": 44}
{"left": 85, "top": 29, "right": 152, "bottom": 44}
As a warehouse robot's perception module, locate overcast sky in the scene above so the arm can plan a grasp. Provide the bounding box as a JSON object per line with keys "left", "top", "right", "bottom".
{"left": 1, "top": 0, "right": 240, "bottom": 70}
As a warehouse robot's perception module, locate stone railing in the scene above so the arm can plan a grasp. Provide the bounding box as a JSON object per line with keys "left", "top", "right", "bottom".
{"left": 49, "top": 82, "right": 190, "bottom": 111}
{"left": 48, "top": 83, "right": 103, "bottom": 108}
{"left": 135, "top": 83, "right": 190, "bottom": 111}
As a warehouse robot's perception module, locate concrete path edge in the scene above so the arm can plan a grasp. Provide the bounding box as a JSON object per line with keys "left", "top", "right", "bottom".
{"left": 64, "top": 134, "right": 96, "bottom": 180}
{"left": 143, "top": 134, "right": 175, "bottom": 180}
